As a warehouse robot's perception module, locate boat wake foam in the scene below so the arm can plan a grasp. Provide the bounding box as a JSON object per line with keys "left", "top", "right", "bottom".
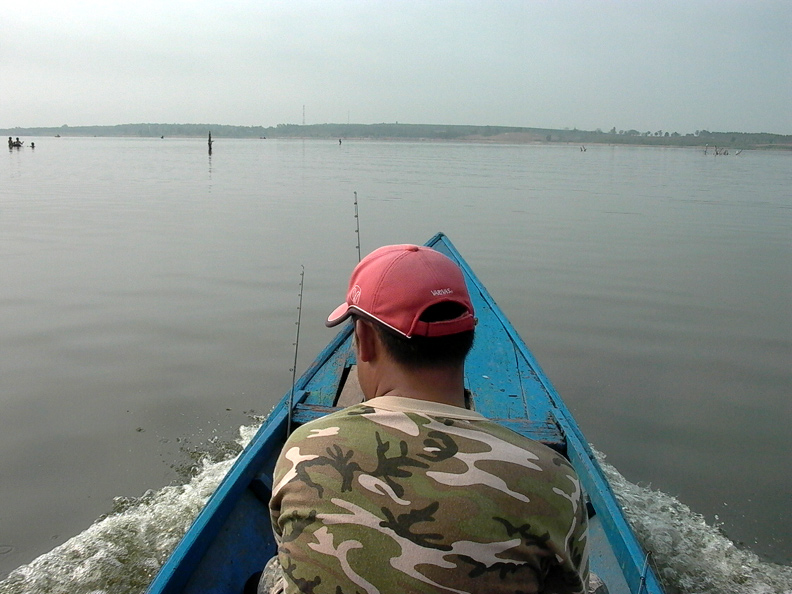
{"left": 596, "top": 450, "right": 792, "bottom": 594}
{"left": 1, "top": 427, "right": 790, "bottom": 594}
{"left": 0, "top": 424, "right": 259, "bottom": 594}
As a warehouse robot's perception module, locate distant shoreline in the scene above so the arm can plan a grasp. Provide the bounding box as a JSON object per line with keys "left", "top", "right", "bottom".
{"left": 3, "top": 122, "right": 791, "bottom": 150}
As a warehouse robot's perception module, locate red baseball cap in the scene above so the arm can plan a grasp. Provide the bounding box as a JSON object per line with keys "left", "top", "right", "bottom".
{"left": 326, "top": 244, "right": 476, "bottom": 338}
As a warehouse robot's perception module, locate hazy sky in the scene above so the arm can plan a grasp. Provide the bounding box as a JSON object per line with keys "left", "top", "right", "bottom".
{"left": 2, "top": 1, "right": 790, "bottom": 134}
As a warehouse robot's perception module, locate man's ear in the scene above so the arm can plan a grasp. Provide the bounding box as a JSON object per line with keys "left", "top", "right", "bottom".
{"left": 355, "top": 319, "right": 379, "bottom": 363}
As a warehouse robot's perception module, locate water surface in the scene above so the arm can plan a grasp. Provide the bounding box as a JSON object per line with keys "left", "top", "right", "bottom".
{"left": 1, "top": 138, "right": 790, "bottom": 591}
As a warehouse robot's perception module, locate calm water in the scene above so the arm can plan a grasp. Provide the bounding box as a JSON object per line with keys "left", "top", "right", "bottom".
{"left": 1, "top": 138, "right": 790, "bottom": 592}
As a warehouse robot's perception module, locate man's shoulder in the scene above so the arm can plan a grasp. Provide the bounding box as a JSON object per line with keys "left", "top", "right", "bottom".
{"left": 478, "top": 417, "right": 565, "bottom": 453}
{"left": 286, "top": 402, "right": 576, "bottom": 476}
{"left": 298, "top": 403, "right": 374, "bottom": 427}
{"left": 284, "top": 403, "right": 376, "bottom": 442}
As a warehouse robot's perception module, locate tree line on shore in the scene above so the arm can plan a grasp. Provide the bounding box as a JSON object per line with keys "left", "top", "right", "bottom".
{"left": 2, "top": 122, "right": 789, "bottom": 149}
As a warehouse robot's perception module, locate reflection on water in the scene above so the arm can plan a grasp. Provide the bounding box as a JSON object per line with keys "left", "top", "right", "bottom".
{"left": 0, "top": 139, "right": 790, "bottom": 589}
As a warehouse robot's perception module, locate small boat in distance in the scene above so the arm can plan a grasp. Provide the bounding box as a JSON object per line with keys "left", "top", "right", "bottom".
{"left": 146, "top": 232, "right": 665, "bottom": 594}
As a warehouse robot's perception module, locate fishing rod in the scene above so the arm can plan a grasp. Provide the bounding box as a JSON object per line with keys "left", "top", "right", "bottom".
{"left": 287, "top": 266, "right": 305, "bottom": 436}
{"left": 287, "top": 188, "right": 359, "bottom": 436}
{"left": 354, "top": 191, "right": 361, "bottom": 262}
{"left": 288, "top": 190, "right": 358, "bottom": 436}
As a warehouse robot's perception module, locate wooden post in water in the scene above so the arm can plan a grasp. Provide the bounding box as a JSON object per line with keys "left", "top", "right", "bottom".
{"left": 208, "top": 131, "right": 213, "bottom": 155}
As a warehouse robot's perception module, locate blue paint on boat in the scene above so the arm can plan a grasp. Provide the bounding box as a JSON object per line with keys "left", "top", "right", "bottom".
{"left": 146, "top": 233, "right": 664, "bottom": 594}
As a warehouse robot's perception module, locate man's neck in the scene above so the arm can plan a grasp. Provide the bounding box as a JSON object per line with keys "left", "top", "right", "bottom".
{"left": 368, "top": 366, "right": 467, "bottom": 408}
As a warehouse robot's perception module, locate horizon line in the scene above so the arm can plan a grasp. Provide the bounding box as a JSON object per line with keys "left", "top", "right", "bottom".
{"left": 3, "top": 121, "right": 791, "bottom": 138}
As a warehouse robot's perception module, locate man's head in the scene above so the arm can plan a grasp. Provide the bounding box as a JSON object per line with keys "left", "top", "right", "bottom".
{"left": 327, "top": 244, "right": 476, "bottom": 371}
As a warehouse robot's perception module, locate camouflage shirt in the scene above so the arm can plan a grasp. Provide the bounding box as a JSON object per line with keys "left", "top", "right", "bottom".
{"left": 269, "top": 396, "right": 589, "bottom": 594}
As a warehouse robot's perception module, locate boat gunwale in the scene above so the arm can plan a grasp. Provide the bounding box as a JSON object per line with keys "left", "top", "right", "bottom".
{"left": 146, "top": 325, "right": 355, "bottom": 593}
{"left": 428, "top": 232, "right": 663, "bottom": 594}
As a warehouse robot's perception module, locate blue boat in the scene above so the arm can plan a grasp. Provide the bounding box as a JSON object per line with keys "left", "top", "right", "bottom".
{"left": 147, "top": 232, "right": 664, "bottom": 594}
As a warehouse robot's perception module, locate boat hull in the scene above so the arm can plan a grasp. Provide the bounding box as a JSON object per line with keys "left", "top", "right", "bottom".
{"left": 147, "top": 233, "right": 663, "bottom": 594}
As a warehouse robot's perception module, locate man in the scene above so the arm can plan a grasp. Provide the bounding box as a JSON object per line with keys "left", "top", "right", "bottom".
{"left": 267, "top": 244, "right": 589, "bottom": 593}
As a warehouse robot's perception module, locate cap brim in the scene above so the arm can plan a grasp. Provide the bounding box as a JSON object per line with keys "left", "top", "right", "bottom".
{"left": 326, "top": 302, "right": 352, "bottom": 327}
